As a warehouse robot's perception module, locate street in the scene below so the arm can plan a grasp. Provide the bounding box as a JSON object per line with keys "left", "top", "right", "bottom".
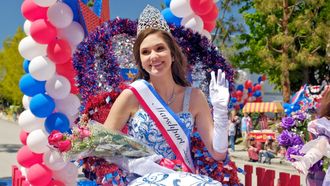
{"left": 0, "top": 118, "right": 22, "bottom": 178}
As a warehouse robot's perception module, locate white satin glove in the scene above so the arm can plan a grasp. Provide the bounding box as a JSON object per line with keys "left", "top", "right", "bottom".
{"left": 291, "top": 136, "right": 329, "bottom": 175}
{"left": 209, "top": 69, "right": 230, "bottom": 153}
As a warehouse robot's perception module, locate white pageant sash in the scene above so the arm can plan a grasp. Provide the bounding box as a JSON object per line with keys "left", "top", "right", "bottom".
{"left": 129, "top": 80, "right": 195, "bottom": 173}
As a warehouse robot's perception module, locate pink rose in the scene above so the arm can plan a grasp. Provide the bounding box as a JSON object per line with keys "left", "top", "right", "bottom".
{"left": 78, "top": 127, "right": 91, "bottom": 139}
{"left": 57, "top": 139, "right": 72, "bottom": 152}
{"left": 48, "top": 130, "right": 63, "bottom": 146}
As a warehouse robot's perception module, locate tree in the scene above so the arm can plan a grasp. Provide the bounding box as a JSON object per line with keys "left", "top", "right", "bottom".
{"left": 212, "top": 0, "right": 247, "bottom": 58}
{"left": 0, "top": 27, "right": 25, "bottom": 106}
{"left": 231, "top": 0, "right": 330, "bottom": 102}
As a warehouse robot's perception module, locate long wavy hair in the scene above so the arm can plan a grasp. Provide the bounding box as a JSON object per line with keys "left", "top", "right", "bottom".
{"left": 319, "top": 89, "right": 330, "bottom": 118}
{"left": 133, "top": 29, "right": 190, "bottom": 87}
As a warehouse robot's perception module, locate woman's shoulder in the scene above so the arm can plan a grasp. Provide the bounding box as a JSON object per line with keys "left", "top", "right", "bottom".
{"left": 117, "top": 89, "right": 139, "bottom": 107}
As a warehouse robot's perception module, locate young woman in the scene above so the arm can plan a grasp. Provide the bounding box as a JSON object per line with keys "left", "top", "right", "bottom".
{"left": 102, "top": 5, "right": 231, "bottom": 185}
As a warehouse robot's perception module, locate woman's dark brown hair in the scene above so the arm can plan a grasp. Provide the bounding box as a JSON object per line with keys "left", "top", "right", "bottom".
{"left": 133, "top": 28, "right": 190, "bottom": 87}
{"left": 319, "top": 89, "right": 330, "bottom": 118}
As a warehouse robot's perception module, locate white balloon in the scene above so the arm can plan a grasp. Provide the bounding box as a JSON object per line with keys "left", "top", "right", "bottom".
{"left": 55, "top": 94, "right": 80, "bottom": 116}
{"left": 23, "top": 20, "right": 31, "bottom": 35}
{"left": 58, "top": 22, "right": 85, "bottom": 46}
{"left": 43, "top": 150, "right": 67, "bottom": 171}
{"left": 47, "top": 2, "right": 73, "bottom": 28}
{"left": 52, "top": 163, "right": 78, "bottom": 185}
{"left": 46, "top": 75, "right": 71, "bottom": 99}
{"left": 235, "top": 69, "right": 248, "bottom": 84}
{"left": 26, "top": 129, "right": 50, "bottom": 153}
{"left": 22, "top": 95, "right": 32, "bottom": 109}
{"left": 181, "top": 15, "right": 204, "bottom": 33}
{"left": 18, "top": 109, "right": 45, "bottom": 132}
{"left": 201, "top": 29, "right": 212, "bottom": 40}
{"left": 18, "top": 36, "right": 47, "bottom": 60}
{"left": 33, "top": 0, "right": 57, "bottom": 7}
{"left": 170, "top": 0, "right": 193, "bottom": 18}
{"left": 29, "top": 56, "right": 56, "bottom": 81}
{"left": 67, "top": 113, "right": 78, "bottom": 128}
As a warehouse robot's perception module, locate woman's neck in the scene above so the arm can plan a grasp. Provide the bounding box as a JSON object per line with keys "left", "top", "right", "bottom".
{"left": 149, "top": 76, "right": 177, "bottom": 102}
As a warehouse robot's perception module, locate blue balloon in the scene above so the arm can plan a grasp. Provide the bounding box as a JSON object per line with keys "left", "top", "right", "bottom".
{"left": 164, "top": 0, "right": 171, "bottom": 7}
{"left": 230, "top": 97, "right": 237, "bottom": 103}
{"left": 254, "top": 90, "right": 262, "bottom": 97}
{"left": 23, "top": 59, "right": 30, "bottom": 73}
{"left": 284, "top": 107, "right": 292, "bottom": 116}
{"left": 258, "top": 76, "right": 262, "bottom": 83}
{"left": 283, "top": 103, "right": 291, "bottom": 109}
{"left": 30, "top": 93, "right": 55, "bottom": 118}
{"left": 19, "top": 74, "right": 46, "bottom": 97}
{"left": 236, "top": 84, "right": 244, "bottom": 91}
{"left": 161, "top": 8, "right": 182, "bottom": 27}
{"left": 45, "top": 112, "right": 70, "bottom": 133}
{"left": 247, "top": 87, "right": 252, "bottom": 93}
{"left": 239, "top": 103, "right": 244, "bottom": 109}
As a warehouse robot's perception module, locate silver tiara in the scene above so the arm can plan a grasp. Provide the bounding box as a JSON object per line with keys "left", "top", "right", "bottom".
{"left": 137, "top": 5, "right": 171, "bottom": 35}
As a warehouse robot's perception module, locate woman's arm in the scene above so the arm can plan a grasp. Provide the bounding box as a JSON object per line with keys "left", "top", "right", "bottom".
{"left": 191, "top": 88, "right": 227, "bottom": 161}
{"left": 103, "top": 89, "right": 139, "bottom": 131}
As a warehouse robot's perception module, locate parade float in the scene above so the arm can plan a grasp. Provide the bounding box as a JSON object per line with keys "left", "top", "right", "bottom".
{"left": 13, "top": 0, "right": 309, "bottom": 185}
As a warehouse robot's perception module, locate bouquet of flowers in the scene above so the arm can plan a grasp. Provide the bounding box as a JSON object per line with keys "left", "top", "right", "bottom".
{"left": 277, "top": 112, "right": 329, "bottom": 173}
{"left": 48, "top": 115, "right": 155, "bottom": 162}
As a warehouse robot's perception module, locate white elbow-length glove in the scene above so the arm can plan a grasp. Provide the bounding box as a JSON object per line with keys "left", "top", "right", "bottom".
{"left": 209, "top": 69, "right": 230, "bottom": 153}
{"left": 291, "top": 136, "right": 330, "bottom": 175}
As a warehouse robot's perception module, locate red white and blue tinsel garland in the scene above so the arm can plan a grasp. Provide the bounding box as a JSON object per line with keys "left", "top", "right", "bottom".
{"left": 73, "top": 18, "right": 235, "bottom": 109}
{"left": 73, "top": 18, "right": 239, "bottom": 185}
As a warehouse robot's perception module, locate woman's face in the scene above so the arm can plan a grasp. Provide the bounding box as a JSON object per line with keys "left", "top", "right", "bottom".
{"left": 139, "top": 33, "right": 173, "bottom": 78}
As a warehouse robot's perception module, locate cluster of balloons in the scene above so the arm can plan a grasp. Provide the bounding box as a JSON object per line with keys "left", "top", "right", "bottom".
{"left": 162, "top": 0, "right": 219, "bottom": 39}
{"left": 229, "top": 75, "right": 266, "bottom": 110}
{"left": 17, "top": 0, "right": 83, "bottom": 185}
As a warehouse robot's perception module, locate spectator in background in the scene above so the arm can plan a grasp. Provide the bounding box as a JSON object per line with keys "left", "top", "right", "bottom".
{"left": 247, "top": 137, "right": 262, "bottom": 162}
{"left": 321, "top": 74, "right": 329, "bottom": 86}
{"left": 258, "top": 113, "right": 268, "bottom": 130}
{"left": 228, "top": 113, "right": 237, "bottom": 152}
{"left": 241, "top": 113, "right": 252, "bottom": 149}
{"left": 258, "top": 136, "right": 276, "bottom": 164}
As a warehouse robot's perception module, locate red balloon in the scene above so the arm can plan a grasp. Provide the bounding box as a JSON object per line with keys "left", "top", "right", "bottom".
{"left": 21, "top": 0, "right": 48, "bottom": 21}
{"left": 56, "top": 60, "right": 76, "bottom": 79}
{"left": 255, "top": 97, "right": 263, "bottom": 102}
{"left": 244, "top": 80, "right": 253, "bottom": 89}
{"left": 17, "top": 146, "right": 43, "bottom": 168}
{"left": 262, "top": 74, "right": 267, "bottom": 81}
{"left": 255, "top": 84, "right": 262, "bottom": 90}
{"left": 30, "top": 19, "right": 57, "bottom": 44}
{"left": 190, "top": 0, "right": 213, "bottom": 16}
{"left": 27, "top": 164, "right": 52, "bottom": 186}
{"left": 231, "top": 91, "right": 237, "bottom": 98}
{"left": 200, "top": 4, "right": 219, "bottom": 22}
{"left": 47, "top": 39, "right": 72, "bottom": 64}
{"left": 19, "top": 130, "right": 29, "bottom": 145}
{"left": 203, "top": 20, "right": 216, "bottom": 32}
{"left": 69, "top": 78, "right": 79, "bottom": 94}
{"left": 236, "top": 90, "right": 243, "bottom": 97}
{"left": 234, "top": 104, "right": 240, "bottom": 110}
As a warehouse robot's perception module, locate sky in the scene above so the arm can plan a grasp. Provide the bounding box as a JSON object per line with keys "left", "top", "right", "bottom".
{"left": 0, "top": 0, "right": 164, "bottom": 47}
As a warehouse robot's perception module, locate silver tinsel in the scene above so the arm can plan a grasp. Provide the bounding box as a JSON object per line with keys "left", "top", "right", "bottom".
{"left": 111, "top": 34, "right": 136, "bottom": 69}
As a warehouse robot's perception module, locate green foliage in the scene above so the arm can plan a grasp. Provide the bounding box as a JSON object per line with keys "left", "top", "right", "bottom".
{"left": 230, "top": 0, "right": 330, "bottom": 100}
{"left": 0, "top": 27, "right": 25, "bottom": 106}
{"left": 212, "top": 0, "right": 248, "bottom": 57}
